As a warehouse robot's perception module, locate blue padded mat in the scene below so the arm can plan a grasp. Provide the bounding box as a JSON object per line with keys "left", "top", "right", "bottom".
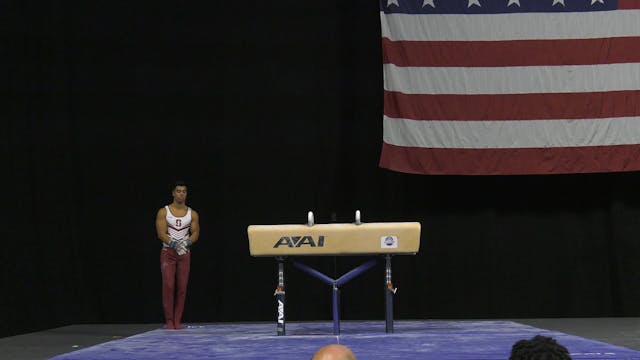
{"left": 49, "top": 320, "right": 640, "bottom": 359}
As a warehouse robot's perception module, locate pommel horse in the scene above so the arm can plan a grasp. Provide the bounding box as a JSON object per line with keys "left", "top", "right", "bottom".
{"left": 247, "top": 211, "right": 421, "bottom": 336}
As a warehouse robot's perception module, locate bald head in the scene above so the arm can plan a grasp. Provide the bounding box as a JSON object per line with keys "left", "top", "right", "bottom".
{"left": 311, "top": 344, "right": 356, "bottom": 360}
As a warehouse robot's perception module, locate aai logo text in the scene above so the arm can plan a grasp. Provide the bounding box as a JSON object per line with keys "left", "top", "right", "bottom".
{"left": 273, "top": 236, "right": 325, "bottom": 248}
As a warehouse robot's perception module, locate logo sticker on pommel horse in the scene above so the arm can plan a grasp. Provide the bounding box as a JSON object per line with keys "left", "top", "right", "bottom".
{"left": 381, "top": 236, "right": 398, "bottom": 248}
{"left": 273, "top": 236, "right": 325, "bottom": 248}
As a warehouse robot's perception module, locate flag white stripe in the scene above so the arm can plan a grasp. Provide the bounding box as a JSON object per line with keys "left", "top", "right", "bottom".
{"left": 383, "top": 115, "right": 640, "bottom": 148}
{"left": 381, "top": 10, "right": 640, "bottom": 41}
{"left": 383, "top": 63, "right": 640, "bottom": 95}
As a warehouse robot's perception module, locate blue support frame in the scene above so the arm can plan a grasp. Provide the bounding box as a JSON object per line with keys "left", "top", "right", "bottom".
{"left": 292, "top": 259, "right": 378, "bottom": 335}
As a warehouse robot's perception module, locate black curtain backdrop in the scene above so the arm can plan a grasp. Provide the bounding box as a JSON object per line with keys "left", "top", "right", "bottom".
{"left": 5, "top": 0, "right": 640, "bottom": 338}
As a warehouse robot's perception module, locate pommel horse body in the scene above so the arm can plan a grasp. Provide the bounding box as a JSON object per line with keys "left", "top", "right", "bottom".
{"left": 247, "top": 217, "right": 421, "bottom": 336}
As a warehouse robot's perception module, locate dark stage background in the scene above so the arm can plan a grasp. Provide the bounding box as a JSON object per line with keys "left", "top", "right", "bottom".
{"left": 5, "top": 0, "right": 640, "bottom": 339}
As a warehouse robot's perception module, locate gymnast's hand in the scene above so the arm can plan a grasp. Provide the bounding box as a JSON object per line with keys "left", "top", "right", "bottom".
{"left": 176, "top": 237, "right": 192, "bottom": 256}
{"left": 168, "top": 238, "right": 180, "bottom": 249}
{"left": 181, "top": 236, "right": 192, "bottom": 248}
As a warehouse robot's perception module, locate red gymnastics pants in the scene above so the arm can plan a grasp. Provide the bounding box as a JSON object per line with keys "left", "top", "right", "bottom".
{"left": 160, "top": 247, "right": 191, "bottom": 327}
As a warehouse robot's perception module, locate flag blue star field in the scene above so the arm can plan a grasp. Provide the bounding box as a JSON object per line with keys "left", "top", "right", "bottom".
{"left": 379, "top": 0, "right": 640, "bottom": 175}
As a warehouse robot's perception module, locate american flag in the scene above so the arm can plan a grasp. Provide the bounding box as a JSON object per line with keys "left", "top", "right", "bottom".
{"left": 379, "top": 0, "right": 640, "bottom": 175}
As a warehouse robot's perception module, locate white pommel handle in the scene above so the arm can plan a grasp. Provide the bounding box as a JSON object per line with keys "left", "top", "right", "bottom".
{"left": 355, "top": 210, "right": 361, "bottom": 225}
{"left": 307, "top": 211, "right": 314, "bottom": 226}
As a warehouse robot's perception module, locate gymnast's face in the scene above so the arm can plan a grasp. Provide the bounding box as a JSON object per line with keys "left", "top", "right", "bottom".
{"left": 172, "top": 186, "right": 187, "bottom": 204}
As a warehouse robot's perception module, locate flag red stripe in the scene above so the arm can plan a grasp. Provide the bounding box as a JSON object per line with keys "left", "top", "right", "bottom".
{"left": 618, "top": 0, "right": 640, "bottom": 9}
{"left": 382, "top": 37, "right": 640, "bottom": 67}
{"left": 384, "top": 90, "right": 640, "bottom": 121}
{"left": 380, "top": 143, "right": 640, "bottom": 175}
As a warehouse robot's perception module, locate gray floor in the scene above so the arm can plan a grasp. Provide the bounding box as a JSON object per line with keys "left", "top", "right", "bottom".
{"left": 0, "top": 324, "right": 160, "bottom": 360}
{"left": 516, "top": 318, "right": 640, "bottom": 352}
{"left": 1, "top": 318, "right": 639, "bottom": 360}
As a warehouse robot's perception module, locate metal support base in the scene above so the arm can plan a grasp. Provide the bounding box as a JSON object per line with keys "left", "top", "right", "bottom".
{"left": 293, "top": 259, "right": 377, "bottom": 335}
{"left": 273, "top": 255, "right": 398, "bottom": 335}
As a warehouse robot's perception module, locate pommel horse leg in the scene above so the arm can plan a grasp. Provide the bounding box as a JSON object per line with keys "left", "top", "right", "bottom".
{"left": 275, "top": 257, "right": 286, "bottom": 336}
{"left": 385, "top": 254, "right": 397, "bottom": 333}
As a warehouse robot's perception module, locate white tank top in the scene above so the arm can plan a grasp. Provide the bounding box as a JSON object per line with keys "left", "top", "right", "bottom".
{"left": 165, "top": 205, "right": 192, "bottom": 242}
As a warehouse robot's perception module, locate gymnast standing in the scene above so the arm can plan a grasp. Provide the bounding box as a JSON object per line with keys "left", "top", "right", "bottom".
{"left": 155, "top": 181, "right": 200, "bottom": 330}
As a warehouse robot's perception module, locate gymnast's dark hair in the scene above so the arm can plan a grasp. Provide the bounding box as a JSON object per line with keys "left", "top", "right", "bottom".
{"left": 173, "top": 180, "right": 187, "bottom": 190}
{"left": 509, "top": 335, "right": 572, "bottom": 360}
